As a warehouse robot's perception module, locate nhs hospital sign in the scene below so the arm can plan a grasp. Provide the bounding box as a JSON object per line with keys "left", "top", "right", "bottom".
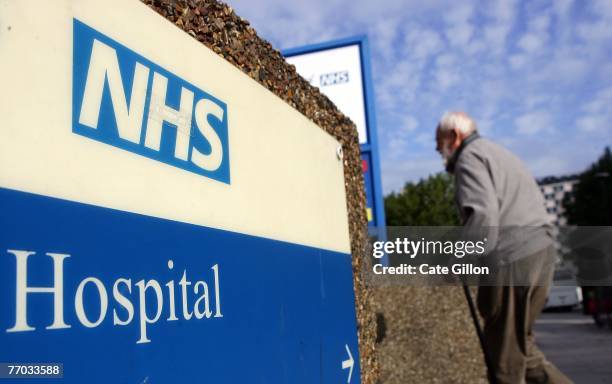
{"left": 0, "top": 1, "right": 360, "bottom": 383}
{"left": 73, "top": 19, "right": 230, "bottom": 183}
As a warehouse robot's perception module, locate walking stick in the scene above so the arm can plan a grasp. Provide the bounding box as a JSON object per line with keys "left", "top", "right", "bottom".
{"left": 462, "top": 284, "right": 498, "bottom": 384}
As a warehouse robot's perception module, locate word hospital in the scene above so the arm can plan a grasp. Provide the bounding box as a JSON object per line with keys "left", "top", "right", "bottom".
{"left": 4, "top": 250, "right": 223, "bottom": 344}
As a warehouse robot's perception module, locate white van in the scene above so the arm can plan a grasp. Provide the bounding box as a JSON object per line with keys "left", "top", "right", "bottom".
{"left": 544, "top": 269, "right": 582, "bottom": 310}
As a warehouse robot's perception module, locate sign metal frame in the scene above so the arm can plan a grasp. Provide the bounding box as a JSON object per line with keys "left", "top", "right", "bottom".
{"left": 284, "top": 36, "right": 387, "bottom": 245}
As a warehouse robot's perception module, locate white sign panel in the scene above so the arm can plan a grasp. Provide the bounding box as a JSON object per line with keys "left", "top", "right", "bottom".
{"left": 0, "top": 0, "right": 351, "bottom": 253}
{"left": 286, "top": 44, "right": 369, "bottom": 144}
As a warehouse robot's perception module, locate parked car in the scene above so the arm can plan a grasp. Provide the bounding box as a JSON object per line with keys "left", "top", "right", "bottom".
{"left": 544, "top": 269, "right": 582, "bottom": 311}
{"left": 545, "top": 285, "right": 582, "bottom": 311}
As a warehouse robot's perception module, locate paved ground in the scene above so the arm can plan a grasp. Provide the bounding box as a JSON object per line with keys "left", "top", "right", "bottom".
{"left": 535, "top": 308, "right": 612, "bottom": 384}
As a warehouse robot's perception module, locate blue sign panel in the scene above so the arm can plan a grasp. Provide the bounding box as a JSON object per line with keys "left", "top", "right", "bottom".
{"left": 72, "top": 19, "right": 230, "bottom": 184}
{"left": 0, "top": 188, "right": 360, "bottom": 383}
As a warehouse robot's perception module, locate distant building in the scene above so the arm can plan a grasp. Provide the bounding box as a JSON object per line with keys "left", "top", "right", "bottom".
{"left": 538, "top": 175, "right": 580, "bottom": 226}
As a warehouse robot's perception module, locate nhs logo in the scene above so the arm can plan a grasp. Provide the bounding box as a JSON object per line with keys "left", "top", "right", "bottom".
{"left": 319, "top": 70, "right": 349, "bottom": 87}
{"left": 72, "top": 19, "right": 230, "bottom": 184}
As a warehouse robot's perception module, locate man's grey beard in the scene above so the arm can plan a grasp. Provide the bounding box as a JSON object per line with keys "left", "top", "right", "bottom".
{"left": 441, "top": 144, "right": 455, "bottom": 167}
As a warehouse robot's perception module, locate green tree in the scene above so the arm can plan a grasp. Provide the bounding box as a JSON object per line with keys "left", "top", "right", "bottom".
{"left": 384, "top": 172, "right": 459, "bottom": 226}
{"left": 564, "top": 147, "right": 612, "bottom": 225}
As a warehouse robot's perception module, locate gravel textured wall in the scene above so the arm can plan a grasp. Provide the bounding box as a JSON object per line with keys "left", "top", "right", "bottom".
{"left": 141, "top": 0, "right": 379, "bottom": 382}
{"left": 371, "top": 286, "right": 487, "bottom": 383}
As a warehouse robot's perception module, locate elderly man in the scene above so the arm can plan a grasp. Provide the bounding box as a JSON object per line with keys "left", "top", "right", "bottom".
{"left": 435, "top": 112, "right": 572, "bottom": 384}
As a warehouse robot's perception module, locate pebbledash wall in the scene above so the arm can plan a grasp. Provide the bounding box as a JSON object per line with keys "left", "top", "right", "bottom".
{"left": 141, "top": 0, "right": 379, "bottom": 382}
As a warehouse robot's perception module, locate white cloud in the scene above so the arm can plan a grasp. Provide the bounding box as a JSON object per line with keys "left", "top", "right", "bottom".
{"left": 576, "top": 114, "right": 606, "bottom": 133}
{"left": 517, "top": 12, "right": 550, "bottom": 54}
{"left": 530, "top": 13, "right": 551, "bottom": 31}
{"left": 552, "top": 0, "right": 573, "bottom": 18}
{"left": 381, "top": 115, "right": 423, "bottom": 161}
{"left": 487, "top": 0, "right": 517, "bottom": 22}
{"left": 576, "top": 22, "right": 612, "bottom": 43}
{"left": 435, "top": 53, "right": 455, "bottom": 67}
{"left": 514, "top": 111, "right": 555, "bottom": 135}
{"left": 404, "top": 27, "right": 445, "bottom": 60}
{"left": 435, "top": 67, "right": 460, "bottom": 90}
{"left": 414, "top": 132, "right": 434, "bottom": 147}
{"left": 583, "top": 86, "right": 612, "bottom": 114}
{"left": 522, "top": 93, "right": 549, "bottom": 109}
{"left": 509, "top": 53, "right": 528, "bottom": 69}
{"left": 590, "top": 0, "right": 612, "bottom": 21}
{"left": 402, "top": 115, "right": 419, "bottom": 133}
{"left": 381, "top": 157, "right": 443, "bottom": 193}
{"left": 443, "top": 2, "right": 475, "bottom": 47}
{"left": 385, "top": 135, "right": 409, "bottom": 159}
{"left": 575, "top": 86, "right": 612, "bottom": 135}
{"left": 446, "top": 24, "right": 474, "bottom": 47}
{"left": 528, "top": 154, "right": 571, "bottom": 177}
{"left": 517, "top": 33, "right": 546, "bottom": 52}
{"left": 524, "top": 44, "right": 589, "bottom": 87}
{"left": 375, "top": 59, "right": 422, "bottom": 112}
{"left": 552, "top": 0, "right": 574, "bottom": 43}
{"left": 430, "top": 53, "right": 460, "bottom": 90}
{"left": 549, "top": 55, "right": 588, "bottom": 83}
{"left": 575, "top": 0, "right": 612, "bottom": 42}
{"left": 370, "top": 16, "right": 402, "bottom": 62}
{"left": 482, "top": 0, "right": 519, "bottom": 51}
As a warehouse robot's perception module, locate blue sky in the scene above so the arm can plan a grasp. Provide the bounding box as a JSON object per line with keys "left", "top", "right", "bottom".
{"left": 228, "top": 0, "right": 612, "bottom": 193}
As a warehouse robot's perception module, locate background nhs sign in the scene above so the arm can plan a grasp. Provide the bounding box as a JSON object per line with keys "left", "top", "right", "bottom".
{"left": 72, "top": 19, "right": 230, "bottom": 184}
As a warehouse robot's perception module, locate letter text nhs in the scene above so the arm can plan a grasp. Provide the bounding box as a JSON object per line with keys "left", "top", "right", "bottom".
{"left": 72, "top": 19, "right": 230, "bottom": 183}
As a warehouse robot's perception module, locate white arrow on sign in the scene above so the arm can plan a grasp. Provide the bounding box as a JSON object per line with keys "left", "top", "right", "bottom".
{"left": 342, "top": 344, "right": 354, "bottom": 383}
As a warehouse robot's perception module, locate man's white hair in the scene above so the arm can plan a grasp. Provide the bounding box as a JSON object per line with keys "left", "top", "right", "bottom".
{"left": 437, "top": 111, "right": 478, "bottom": 135}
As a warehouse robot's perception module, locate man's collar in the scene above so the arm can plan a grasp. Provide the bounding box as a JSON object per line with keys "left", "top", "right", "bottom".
{"left": 445, "top": 132, "right": 480, "bottom": 174}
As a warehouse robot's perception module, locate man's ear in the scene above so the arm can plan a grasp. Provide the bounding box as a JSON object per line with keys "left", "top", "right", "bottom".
{"left": 451, "top": 129, "right": 461, "bottom": 149}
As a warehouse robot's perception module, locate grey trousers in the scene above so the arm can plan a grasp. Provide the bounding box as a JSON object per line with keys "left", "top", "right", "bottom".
{"left": 477, "top": 246, "right": 573, "bottom": 384}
